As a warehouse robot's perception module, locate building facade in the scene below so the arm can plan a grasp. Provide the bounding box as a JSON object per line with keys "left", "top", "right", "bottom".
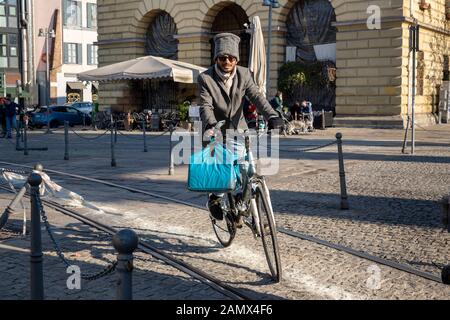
{"left": 0, "top": 0, "right": 21, "bottom": 98}
{"left": 33, "top": 0, "right": 98, "bottom": 105}
{"left": 96, "top": 0, "right": 450, "bottom": 128}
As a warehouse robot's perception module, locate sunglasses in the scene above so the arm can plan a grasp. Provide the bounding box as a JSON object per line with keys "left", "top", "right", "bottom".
{"left": 218, "top": 55, "right": 237, "bottom": 63}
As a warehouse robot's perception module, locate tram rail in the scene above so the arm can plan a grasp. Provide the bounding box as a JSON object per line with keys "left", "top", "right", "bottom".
{"left": 0, "top": 182, "right": 251, "bottom": 300}
{"left": 0, "top": 161, "right": 446, "bottom": 285}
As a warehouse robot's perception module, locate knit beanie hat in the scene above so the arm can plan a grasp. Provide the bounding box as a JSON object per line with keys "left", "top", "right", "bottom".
{"left": 214, "top": 33, "right": 240, "bottom": 62}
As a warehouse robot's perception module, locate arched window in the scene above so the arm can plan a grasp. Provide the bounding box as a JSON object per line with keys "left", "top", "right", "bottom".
{"left": 145, "top": 12, "right": 178, "bottom": 59}
{"left": 210, "top": 4, "right": 250, "bottom": 67}
{"left": 286, "top": 0, "right": 336, "bottom": 62}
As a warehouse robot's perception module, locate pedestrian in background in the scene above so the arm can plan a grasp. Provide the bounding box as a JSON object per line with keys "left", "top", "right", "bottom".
{"left": 291, "top": 100, "right": 301, "bottom": 121}
{"left": 4, "top": 95, "right": 18, "bottom": 139}
{"left": 0, "top": 97, "right": 6, "bottom": 137}
{"left": 301, "top": 100, "right": 314, "bottom": 129}
{"left": 270, "top": 90, "right": 284, "bottom": 113}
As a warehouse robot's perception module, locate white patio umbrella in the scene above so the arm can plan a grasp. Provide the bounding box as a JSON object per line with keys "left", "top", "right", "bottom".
{"left": 77, "top": 55, "right": 206, "bottom": 83}
{"left": 248, "top": 16, "right": 267, "bottom": 98}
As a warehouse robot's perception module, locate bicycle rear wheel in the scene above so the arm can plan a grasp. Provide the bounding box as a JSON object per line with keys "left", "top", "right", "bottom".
{"left": 255, "top": 185, "right": 282, "bottom": 282}
{"left": 210, "top": 194, "right": 236, "bottom": 247}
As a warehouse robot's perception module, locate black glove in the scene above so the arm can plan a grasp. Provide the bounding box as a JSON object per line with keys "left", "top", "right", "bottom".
{"left": 268, "top": 117, "right": 284, "bottom": 130}
{"left": 205, "top": 122, "right": 217, "bottom": 131}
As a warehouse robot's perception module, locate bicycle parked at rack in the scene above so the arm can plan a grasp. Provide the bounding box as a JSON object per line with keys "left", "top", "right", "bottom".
{"left": 93, "top": 111, "right": 128, "bottom": 130}
{"left": 208, "top": 121, "right": 282, "bottom": 282}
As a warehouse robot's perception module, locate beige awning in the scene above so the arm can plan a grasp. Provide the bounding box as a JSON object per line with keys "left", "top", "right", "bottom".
{"left": 67, "top": 82, "right": 84, "bottom": 90}
{"left": 77, "top": 55, "right": 207, "bottom": 84}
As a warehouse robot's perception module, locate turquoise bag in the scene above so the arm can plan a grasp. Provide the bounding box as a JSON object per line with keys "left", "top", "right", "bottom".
{"left": 188, "top": 141, "right": 241, "bottom": 193}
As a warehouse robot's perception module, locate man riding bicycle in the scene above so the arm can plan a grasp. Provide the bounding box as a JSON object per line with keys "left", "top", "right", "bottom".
{"left": 197, "top": 32, "right": 283, "bottom": 222}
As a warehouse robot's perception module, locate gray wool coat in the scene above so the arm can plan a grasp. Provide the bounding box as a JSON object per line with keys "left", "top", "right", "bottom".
{"left": 198, "top": 65, "right": 278, "bottom": 132}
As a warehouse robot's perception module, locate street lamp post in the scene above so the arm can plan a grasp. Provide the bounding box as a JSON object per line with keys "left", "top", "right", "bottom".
{"left": 262, "top": 0, "right": 280, "bottom": 97}
{"left": 38, "top": 28, "right": 55, "bottom": 134}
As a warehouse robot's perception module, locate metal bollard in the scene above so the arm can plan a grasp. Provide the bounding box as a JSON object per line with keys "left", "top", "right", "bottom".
{"left": 336, "top": 133, "right": 349, "bottom": 210}
{"left": 401, "top": 117, "right": 410, "bottom": 154}
{"left": 321, "top": 109, "right": 326, "bottom": 130}
{"left": 28, "top": 172, "right": 44, "bottom": 300}
{"left": 16, "top": 121, "right": 22, "bottom": 150}
{"left": 442, "top": 265, "right": 450, "bottom": 285}
{"left": 34, "top": 163, "right": 44, "bottom": 172}
{"left": 169, "top": 124, "right": 174, "bottom": 175}
{"left": 23, "top": 122, "right": 28, "bottom": 156}
{"left": 64, "top": 121, "right": 69, "bottom": 160}
{"left": 114, "top": 122, "right": 118, "bottom": 144}
{"left": 441, "top": 196, "right": 450, "bottom": 285}
{"left": 111, "top": 123, "right": 117, "bottom": 167}
{"left": 442, "top": 195, "right": 450, "bottom": 232}
{"left": 21, "top": 121, "right": 25, "bottom": 142}
{"left": 143, "top": 120, "right": 148, "bottom": 153}
{"left": 112, "top": 229, "right": 139, "bottom": 300}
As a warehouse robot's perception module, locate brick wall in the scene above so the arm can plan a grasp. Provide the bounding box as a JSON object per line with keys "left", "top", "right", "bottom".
{"left": 335, "top": 23, "right": 404, "bottom": 117}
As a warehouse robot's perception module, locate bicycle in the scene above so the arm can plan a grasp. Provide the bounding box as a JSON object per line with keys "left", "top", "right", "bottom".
{"left": 93, "top": 111, "right": 112, "bottom": 129}
{"left": 208, "top": 121, "right": 282, "bottom": 282}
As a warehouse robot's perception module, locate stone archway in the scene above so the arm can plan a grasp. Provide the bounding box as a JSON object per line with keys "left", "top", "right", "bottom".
{"left": 201, "top": 1, "right": 251, "bottom": 67}
{"left": 285, "top": 0, "right": 337, "bottom": 62}
{"left": 277, "top": 0, "right": 341, "bottom": 23}
{"left": 144, "top": 11, "right": 178, "bottom": 59}
{"left": 279, "top": 0, "right": 338, "bottom": 112}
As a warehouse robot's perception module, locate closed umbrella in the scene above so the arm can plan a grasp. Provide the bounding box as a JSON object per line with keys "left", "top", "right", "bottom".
{"left": 248, "top": 16, "right": 267, "bottom": 98}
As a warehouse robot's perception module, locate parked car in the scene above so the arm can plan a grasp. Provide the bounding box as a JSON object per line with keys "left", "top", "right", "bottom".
{"left": 30, "top": 105, "right": 91, "bottom": 128}
{"left": 65, "top": 102, "right": 93, "bottom": 115}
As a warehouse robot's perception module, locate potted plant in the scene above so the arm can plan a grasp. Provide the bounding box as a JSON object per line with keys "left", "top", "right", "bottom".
{"left": 177, "top": 101, "right": 191, "bottom": 130}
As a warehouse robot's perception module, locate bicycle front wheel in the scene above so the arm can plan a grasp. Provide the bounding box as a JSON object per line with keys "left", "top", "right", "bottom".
{"left": 255, "top": 185, "right": 282, "bottom": 282}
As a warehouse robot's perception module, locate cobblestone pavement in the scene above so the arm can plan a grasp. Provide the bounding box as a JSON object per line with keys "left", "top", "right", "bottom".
{"left": 0, "top": 125, "right": 450, "bottom": 299}
{"left": 0, "top": 197, "right": 229, "bottom": 300}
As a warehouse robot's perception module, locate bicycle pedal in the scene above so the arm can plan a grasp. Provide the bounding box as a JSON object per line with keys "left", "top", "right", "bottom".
{"left": 235, "top": 216, "right": 244, "bottom": 229}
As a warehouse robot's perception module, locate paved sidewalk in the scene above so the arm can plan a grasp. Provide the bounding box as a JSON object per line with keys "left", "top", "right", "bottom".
{"left": 0, "top": 196, "right": 229, "bottom": 300}
{"left": 0, "top": 124, "right": 450, "bottom": 299}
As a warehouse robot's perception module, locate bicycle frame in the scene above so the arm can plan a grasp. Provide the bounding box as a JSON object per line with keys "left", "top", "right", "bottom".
{"left": 209, "top": 123, "right": 282, "bottom": 281}
{"left": 226, "top": 132, "right": 268, "bottom": 238}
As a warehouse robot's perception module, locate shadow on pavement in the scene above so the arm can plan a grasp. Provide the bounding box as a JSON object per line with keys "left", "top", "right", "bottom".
{"left": 0, "top": 218, "right": 282, "bottom": 300}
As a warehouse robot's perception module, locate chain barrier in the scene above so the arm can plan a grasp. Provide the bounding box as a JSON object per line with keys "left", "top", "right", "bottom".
{"left": 115, "top": 129, "right": 144, "bottom": 140}
{"left": 69, "top": 128, "right": 110, "bottom": 140}
{"left": 141, "top": 129, "right": 170, "bottom": 140}
{"left": 0, "top": 167, "right": 29, "bottom": 175}
{"left": 69, "top": 127, "right": 110, "bottom": 141}
{"left": 36, "top": 197, "right": 117, "bottom": 281}
{"left": 115, "top": 129, "right": 170, "bottom": 141}
{"left": 279, "top": 140, "right": 337, "bottom": 153}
